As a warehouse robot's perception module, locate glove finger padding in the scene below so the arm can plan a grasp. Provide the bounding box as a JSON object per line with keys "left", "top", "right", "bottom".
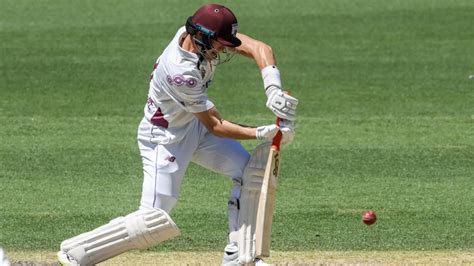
{"left": 280, "top": 127, "right": 295, "bottom": 145}
{"left": 266, "top": 89, "right": 299, "bottom": 121}
{"left": 280, "top": 119, "right": 296, "bottom": 146}
{"left": 280, "top": 118, "right": 295, "bottom": 129}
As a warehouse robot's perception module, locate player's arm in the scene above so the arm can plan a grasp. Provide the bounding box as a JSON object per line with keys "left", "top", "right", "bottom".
{"left": 194, "top": 107, "right": 278, "bottom": 140}
{"left": 231, "top": 33, "right": 298, "bottom": 122}
{"left": 233, "top": 33, "right": 276, "bottom": 70}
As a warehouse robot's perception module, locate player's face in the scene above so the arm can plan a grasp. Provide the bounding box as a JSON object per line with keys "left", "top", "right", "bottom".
{"left": 205, "top": 40, "right": 226, "bottom": 61}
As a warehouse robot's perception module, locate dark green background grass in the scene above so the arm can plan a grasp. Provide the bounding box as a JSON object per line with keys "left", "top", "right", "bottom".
{"left": 1, "top": 0, "right": 473, "bottom": 252}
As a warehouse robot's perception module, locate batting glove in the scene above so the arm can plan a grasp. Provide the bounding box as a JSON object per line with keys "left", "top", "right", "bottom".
{"left": 280, "top": 119, "right": 296, "bottom": 146}
{"left": 266, "top": 87, "right": 299, "bottom": 121}
{"left": 256, "top": 124, "right": 279, "bottom": 141}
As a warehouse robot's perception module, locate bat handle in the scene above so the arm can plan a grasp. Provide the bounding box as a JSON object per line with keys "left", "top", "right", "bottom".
{"left": 272, "top": 117, "right": 282, "bottom": 151}
{"left": 271, "top": 90, "right": 290, "bottom": 150}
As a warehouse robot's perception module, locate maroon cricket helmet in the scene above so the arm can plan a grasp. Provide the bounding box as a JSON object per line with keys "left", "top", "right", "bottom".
{"left": 186, "top": 4, "right": 241, "bottom": 47}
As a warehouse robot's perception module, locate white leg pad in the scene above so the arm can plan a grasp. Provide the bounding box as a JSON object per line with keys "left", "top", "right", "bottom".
{"left": 60, "top": 208, "right": 180, "bottom": 265}
{"left": 238, "top": 142, "right": 271, "bottom": 264}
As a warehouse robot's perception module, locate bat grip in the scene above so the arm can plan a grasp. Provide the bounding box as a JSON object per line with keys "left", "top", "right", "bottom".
{"left": 271, "top": 90, "right": 289, "bottom": 151}
{"left": 271, "top": 117, "right": 282, "bottom": 151}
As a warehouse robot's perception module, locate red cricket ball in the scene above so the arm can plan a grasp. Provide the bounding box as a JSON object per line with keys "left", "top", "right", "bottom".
{"left": 362, "top": 210, "right": 377, "bottom": 225}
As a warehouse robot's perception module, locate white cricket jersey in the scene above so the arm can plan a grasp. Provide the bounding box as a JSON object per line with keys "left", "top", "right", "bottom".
{"left": 138, "top": 27, "right": 216, "bottom": 144}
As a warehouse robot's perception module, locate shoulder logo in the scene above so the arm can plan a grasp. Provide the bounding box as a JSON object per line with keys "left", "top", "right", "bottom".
{"left": 166, "top": 74, "right": 198, "bottom": 88}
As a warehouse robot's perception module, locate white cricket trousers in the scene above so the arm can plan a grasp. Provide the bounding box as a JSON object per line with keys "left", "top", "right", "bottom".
{"left": 137, "top": 117, "right": 250, "bottom": 213}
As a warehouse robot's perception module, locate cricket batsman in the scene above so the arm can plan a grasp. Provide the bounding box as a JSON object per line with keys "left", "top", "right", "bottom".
{"left": 57, "top": 4, "right": 298, "bottom": 265}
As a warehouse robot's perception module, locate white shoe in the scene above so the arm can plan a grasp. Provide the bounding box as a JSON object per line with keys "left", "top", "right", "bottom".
{"left": 57, "top": 250, "right": 79, "bottom": 266}
{"left": 221, "top": 242, "right": 272, "bottom": 266}
{"left": 254, "top": 257, "right": 271, "bottom": 266}
{"left": 0, "top": 248, "right": 11, "bottom": 266}
{"left": 221, "top": 243, "right": 239, "bottom": 266}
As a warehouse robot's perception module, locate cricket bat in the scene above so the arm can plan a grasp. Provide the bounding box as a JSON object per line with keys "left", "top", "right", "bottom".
{"left": 255, "top": 117, "right": 282, "bottom": 258}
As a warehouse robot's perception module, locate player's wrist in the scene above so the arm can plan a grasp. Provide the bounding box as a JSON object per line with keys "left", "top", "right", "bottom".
{"left": 261, "top": 65, "right": 282, "bottom": 97}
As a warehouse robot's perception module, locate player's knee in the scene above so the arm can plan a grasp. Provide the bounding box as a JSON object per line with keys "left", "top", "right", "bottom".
{"left": 234, "top": 153, "right": 251, "bottom": 177}
{"left": 140, "top": 193, "right": 177, "bottom": 213}
{"left": 224, "top": 142, "right": 251, "bottom": 178}
{"left": 125, "top": 208, "right": 180, "bottom": 249}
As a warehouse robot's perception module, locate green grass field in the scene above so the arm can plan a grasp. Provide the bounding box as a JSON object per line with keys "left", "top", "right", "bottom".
{"left": 1, "top": 0, "right": 473, "bottom": 262}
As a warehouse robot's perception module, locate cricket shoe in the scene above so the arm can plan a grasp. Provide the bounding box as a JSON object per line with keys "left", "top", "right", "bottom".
{"left": 57, "top": 250, "right": 79, "bottom": 266}
{"left": 255, "top": 257, "right": 271, "bottom": 266}
{"left": 0, "top": 247, "right": 11, "bottom": 266}
{"left": 221, "top": 243, "right": 271, "bottom": 266}
{"left": 221, "top": 243, "right": 239, "bottom": 266}
{"left": 222, "top": 255, "right": 270, "bottom": 266}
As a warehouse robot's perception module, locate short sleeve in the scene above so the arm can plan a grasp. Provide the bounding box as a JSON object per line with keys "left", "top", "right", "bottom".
{"left": 166, "top": 73, "right": 215, "bottom": 113}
